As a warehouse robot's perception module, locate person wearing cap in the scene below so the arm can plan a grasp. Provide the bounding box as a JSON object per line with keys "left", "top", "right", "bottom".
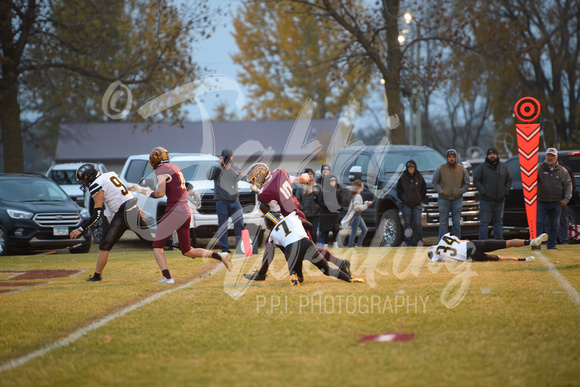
{"left": 396, "top": 160, "right": 427, "bottom": 246}
{"left": 535, "top": 148, "right": 572, "bottom": 249}
{"left": 295, "top": 167, "right": 321, "bottom": 244}
{"left": 317, "top": 174, "right": 343, "bottom": 248}
{"left": 473, "top": 148, "right": 512, "bottom": 239}
{"left": 206, "top": 148, "right": 245, "bottom": 253}
{"left": 316, "top": 164, "right": 331, "bottom": 184}
{"left": 432, "top": 149, "right": 470, "bottom": 239}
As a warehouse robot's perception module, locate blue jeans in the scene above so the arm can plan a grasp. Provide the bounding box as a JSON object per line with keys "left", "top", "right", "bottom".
{"left": 537, "top": 201, "right": 561, "bottom": 249}
{"left": 438, "top": 197, "right": 462, "bottom": 239}
{"left": 479, "top": 199, "right": 505, "bottom": 239}
{"left": 402, "top": 204, "right": 423, "bottom": 246}
{"left": 348, "top": 213, "right": 368, "bottom": 247}
{"left": 559, "top": 207, "right": 569, "bottom": 244}
{"left": 216, "top": 201, "right": 244, "bottom": 252}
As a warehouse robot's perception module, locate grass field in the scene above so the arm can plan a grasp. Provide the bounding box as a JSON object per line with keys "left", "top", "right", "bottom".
{"left": 1, "top": 236, "right": 579, "bottom": 386}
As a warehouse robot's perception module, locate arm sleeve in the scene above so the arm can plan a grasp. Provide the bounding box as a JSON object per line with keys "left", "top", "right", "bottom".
{"left": 563, "top": 169, "right": 573, "bottom": 202}
{"left": 78, "top": 206, "right": 103, "bottom": 231}
{"left": 396, "top": 176, "right": 404, "bottom": 200}
{"left": 459, "top": 168, "right": 470, "bottom": 194}
{"left": 206, "top": 165, "right": 220, "bottom": 181}
{"left": 352, "top": 194, "right": 369, "bottom": 212}
{"left": 473, "top": 165, "right": 484, "bottom": 193}
{"left": 432, "top": 167, "right": 443, "bottom": 194}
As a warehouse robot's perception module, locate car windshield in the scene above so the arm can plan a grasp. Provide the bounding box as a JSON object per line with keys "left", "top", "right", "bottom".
{"left": 382, "top": 150, "right": 446, "bottom": 173}
{"left": 0, "top": 178, "right": 70, "bottom": 202}
{"left": 48, "top": 169, "right": 77, "bottom": 185}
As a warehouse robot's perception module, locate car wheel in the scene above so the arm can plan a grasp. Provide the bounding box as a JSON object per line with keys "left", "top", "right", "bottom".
{"left": 373, "top": 209, "right": 403, "bottom": 247}
{"left": 0, "top": 225, "right": 10, "bottom": 256}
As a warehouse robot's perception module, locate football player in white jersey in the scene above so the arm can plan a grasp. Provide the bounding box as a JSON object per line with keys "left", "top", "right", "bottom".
{"left": 427, "top": 232, "right": 548, "bottom": 262}
{"left": 70, "top": 164, "right": 155, "bottom": 281}
{"left": 261, "top": 204, "right": 364, "bottom": 286}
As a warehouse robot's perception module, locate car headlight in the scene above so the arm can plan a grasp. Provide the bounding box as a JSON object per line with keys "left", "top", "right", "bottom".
{"left": 7, "top": 209, "right": 33, "bottom": 219}
{"left": 80, "top": 209, "right": 90, "bottom": 219}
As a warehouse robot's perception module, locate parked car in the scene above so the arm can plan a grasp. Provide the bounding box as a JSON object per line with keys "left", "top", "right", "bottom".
{"left": 503, "top": 150, "right": 580, "bottom": 236}
{"left": 0, "top": 174, "right": 92, "bottom": 255}
{"left": 119, "top": 153, "right": 265, "bottom": 246}
{"left": 46, "top": 162, "right": 108, "bottom": 207}
{"left": 46, "top": 162, "right": 109, "bottom": 244}
{"left": 330, "top": 145, "right": 480, "bottom": 246}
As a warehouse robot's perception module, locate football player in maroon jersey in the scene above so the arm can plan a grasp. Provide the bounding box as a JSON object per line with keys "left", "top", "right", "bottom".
{"left": 243, "top": 163, "right": 351, "bottom": 281}
{"left": 130, "top": 147, "right": 233, "bottom": 283}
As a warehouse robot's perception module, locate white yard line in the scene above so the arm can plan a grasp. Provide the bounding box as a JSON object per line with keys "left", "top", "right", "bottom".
{"left": 536, "top": 253, "right": 580, "bottom": 313}
{"left": 0, "top": 265, "right": 223, "bottom": 373}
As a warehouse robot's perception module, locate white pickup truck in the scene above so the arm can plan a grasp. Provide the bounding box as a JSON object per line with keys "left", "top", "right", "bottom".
{"left": 119, "top": 153, "right": 265, "bottom": 245}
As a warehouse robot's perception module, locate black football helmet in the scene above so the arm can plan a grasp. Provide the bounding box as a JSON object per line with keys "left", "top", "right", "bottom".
{"left": 76, "top": 164, "right": 100, "bottom": 190}
{"left": 264, "top": 211, "right": 282, "bottom": 230}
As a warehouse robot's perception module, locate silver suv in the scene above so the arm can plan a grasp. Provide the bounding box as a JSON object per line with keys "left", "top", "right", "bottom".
{"left": 119, "top": 153, "right": 265, "bottom": 244}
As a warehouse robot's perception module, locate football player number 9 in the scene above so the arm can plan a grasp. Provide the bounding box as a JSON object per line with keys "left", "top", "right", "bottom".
{"left": 110, "top": 176, "right": 129, "bottom": 196}
{"left": 279, "top": 181, "right": 293, "bottom": 199}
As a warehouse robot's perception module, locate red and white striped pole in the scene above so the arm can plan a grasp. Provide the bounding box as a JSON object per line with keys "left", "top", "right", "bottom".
{"left": 514, "top": 97, "right": 541, "bottom": 239}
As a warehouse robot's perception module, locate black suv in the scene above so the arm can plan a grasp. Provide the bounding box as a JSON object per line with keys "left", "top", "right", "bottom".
{"left": 330, "top": 145, "right": 480, "bottom": 246}
{"left": 504, "top": 150, "right": 580, "bottom": 234}
{"left": 0, "top": 174, "right": 92, "bottom": 255}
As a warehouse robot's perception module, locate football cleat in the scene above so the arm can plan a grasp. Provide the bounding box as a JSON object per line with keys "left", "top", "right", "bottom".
{"left": 349, "top": 278, "right": 365, "bottom": 284}
{"left": 289, "top": 271, "right": 300, "bottom": 287}
{"left": 530, "top": 233, "right": 548, "bottom": 247}
{"left": 86, "top": 274, "right": 102, "bottom": 282}
{"left": 525, "top": 256, "right": 535, "bottom": 262}
{"left": 339, "top": 260, "right": 352, "bottom": 277}
{"left": 157, "top": 277, "right": 175, "bottom": 284}
{"left": 149, "top": 146, "right": 170, "bottom": 170}
{"left": 76, "top": 164, "right": 100, "bottom": 190}
{"left": 244, "top": 271, "right": 267, "bottom": 281}
{"left": 219, "top": 252, "right": 232, "bottom": 272}
{"left": 247, "top": 163, "right": 270, "bottom": 192}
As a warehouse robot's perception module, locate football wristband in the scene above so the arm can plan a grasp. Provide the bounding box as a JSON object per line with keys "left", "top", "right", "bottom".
{"left": 149, "top": 192, "right": 156, "bottom": 199}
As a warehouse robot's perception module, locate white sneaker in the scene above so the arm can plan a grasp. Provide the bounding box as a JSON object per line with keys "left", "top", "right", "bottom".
{"left": 530, "top": 233, "right": 548, "bottom": 247}
{"left": 323, "top": 244, "right": 329, "bottom": 248}
{"left": 525, "top": 256, "right": 535, "bottom": 262}
{"left": 157, "top": 277, "right": 175, "bottom": 284}
{"left": 219, "top": 252, "right": 233, "bottom": 272}
{"left": 333, "top": 242, "right": 339, "bottom": 249}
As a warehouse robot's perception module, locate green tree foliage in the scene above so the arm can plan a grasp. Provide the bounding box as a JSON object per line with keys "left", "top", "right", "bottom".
{"left": 0, "top": 0, "right": 220, "bottom": 172}
{"left": 231, "top": 1, "right": 372, "bottom": 121}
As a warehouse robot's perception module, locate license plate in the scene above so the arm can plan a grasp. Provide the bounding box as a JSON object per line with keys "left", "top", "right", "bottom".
{"left": 53, "top": 227, "right": 68, "bottom": 236}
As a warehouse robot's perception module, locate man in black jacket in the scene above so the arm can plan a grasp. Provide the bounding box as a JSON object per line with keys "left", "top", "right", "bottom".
{"left": 206, "top": 148, "right": 244, "bottom": 253}
{"left": 396, "top": 160, "right": 427, "bottom": 246}
{"left": 473, "top": 148, "right": 513, "bottom": 239}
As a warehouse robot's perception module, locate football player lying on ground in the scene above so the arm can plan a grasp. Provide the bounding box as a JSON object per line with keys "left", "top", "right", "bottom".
{"left": 261, "top": 205, "right": 365, "bottom": 286}
{"left": 71, "top": 164, "right": 178, "bottom": 281}
{"left": 427, "top": 232, "right": 548, "bottom": 262}
{"left": 128, "top": 147, "right": 232, "bottom": 284}
{"left": 243, "top": 162, "right": 351, "bottom": 281}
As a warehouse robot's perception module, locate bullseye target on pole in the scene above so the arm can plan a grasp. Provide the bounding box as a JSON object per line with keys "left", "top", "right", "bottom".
{"left": 514, "top": 97, "right": 540, "bottom": 123}
{"left": 514, "top": 97, "right": 541, "bottom": 239}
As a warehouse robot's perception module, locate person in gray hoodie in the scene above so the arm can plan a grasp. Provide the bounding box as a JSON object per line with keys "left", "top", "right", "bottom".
{"left": 432, "top": 149, "right": 470, "bottom": 239}
{"left": 535, "top": 148, "right": 572, "bottom": 249}
{"left": 473, "top": 148, "right": 512, "bottom": 239}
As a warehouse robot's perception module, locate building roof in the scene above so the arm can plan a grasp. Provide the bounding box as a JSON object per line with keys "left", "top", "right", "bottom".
{"left": 56, "top": 119, "right": 346, "bottom": 165}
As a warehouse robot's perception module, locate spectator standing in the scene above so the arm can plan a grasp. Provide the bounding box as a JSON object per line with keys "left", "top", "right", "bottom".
{"left": 316, "top": 164, "right": 331, "bottom": 184}
{"left": 396, "top": 160, "right": 427, "bottom": 246}
{"left": 185, "top": 182, "right": 202, "bottom": 248}
{"left": 557, "top": 159, "right": 576, "bottom": 245}
{"left": 432, "top": 149, "right": 470, "bottom": 239}
{"left": 536, "top": 148, "right": 572, "bottom": 249}
{"left": 342, "top": 180, "right": 373, "bottom": 247}
{"left": 473, "top": 148, "right": 513, "bottom": 239}
{"left": 318, "top": 175, "right": 343, "bottom": 248}
{"left": 206, "top": 148, "right": 244, "bottom": 253}
{"left": 295, "top": 167, "right": 321, "bottom": 244}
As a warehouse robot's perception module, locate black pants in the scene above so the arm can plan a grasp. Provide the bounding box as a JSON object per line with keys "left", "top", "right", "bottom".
{"left": 99, "top": 198, "right": 155, "bottom": 251}
{"left": 284, "top": 238, "right": 350, "bottom": 282}
{"left": 468, "top": 240, "right": 507, "bottom": 261}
